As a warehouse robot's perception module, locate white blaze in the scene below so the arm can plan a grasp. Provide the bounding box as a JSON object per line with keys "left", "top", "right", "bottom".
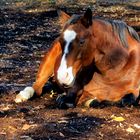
{"left": 57, "top": 30, "right": 77, "bottom": 86}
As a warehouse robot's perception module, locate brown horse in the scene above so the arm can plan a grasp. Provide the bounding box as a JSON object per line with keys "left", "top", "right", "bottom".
{"left": 15, "top": 9, "right": 140, "bottom": 108}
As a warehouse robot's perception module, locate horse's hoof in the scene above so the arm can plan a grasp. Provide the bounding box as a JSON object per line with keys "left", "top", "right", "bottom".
{"left": 89, "top": 99, "right": 100, "bottom": 108}
{"left": 56, "top": 94, "right": 68, "bottom": 109}
{"left": 65, "top": 103, "right": 75, "bottom": 108}
{"left": 121, "top": 93, "right": 136, "bottom": 107}
{"left": 84, "top": 98, "right": 100, "bottom": 108}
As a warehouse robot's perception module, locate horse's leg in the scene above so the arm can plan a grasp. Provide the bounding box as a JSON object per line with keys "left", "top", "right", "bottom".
{"left": 118, "top": 93, "right": 139, "bottom": 107}
{"left": 33, "top": 41, "right": 62, "bottom": 96}
{"left": 78, "top": 91, "right": 140, "bottom": 108}
{"left": 77, "top": 91, "right": 139, "bottom": 108}
{"left": 15, "top": 40, "right": 62, "bottom": 103}
{"left": 100, "top": 93, "right": 139, "bottom": 107}
{"left": 56, "top": 85, "right": 82, "bottom": 109}
{"left": 75, "top": 90, "right": 101, "bottom": 107}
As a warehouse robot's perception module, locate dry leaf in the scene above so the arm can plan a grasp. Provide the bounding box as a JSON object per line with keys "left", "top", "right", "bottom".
{"left": 126, "top": 127, "right": 135, "bottom": 133}
{"left": 22, "top": 124, "right": 31, "bottom": 130}
{"left": 112, "top": 116, "right": 125, "bottom": 122}
{"left": 81, "top": 109, "right": 87, "bottom": 112}
{"left": 59, "top": 132, "right": 65, "bottom": 137}
{"left": 20, "top": 135, "right": 33, "bottom": 140}
{"left": 0, "top": 104, "right": 13, "bottom": 111}
{"left": 58, "top": 117, "right": 69, "bottom": 124}
{"left": 22, "top": 124, "right": 37, "bottom": 131}
{"left": 134, "top": 124, "right": 140, "bottom": 129}
{"left": 0, "top": 131, "right": 6, "bottom": 135}
{"left": 50, "top": 90, "right": 57, "bottom": 98}
{"left": 58, "top": 120, "right": 68, "bottom": 124}
{"left": 8, "top": 126, "right": 17, "bottom": 132}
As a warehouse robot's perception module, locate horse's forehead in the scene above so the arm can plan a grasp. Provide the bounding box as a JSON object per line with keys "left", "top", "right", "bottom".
{"left": 63, "top": 29, "right": 77, "bottom": 43}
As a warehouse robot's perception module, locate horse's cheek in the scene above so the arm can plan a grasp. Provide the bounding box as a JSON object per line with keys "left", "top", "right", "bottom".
{"left": 73, "top": 60, "right": 82, "bottom": 76}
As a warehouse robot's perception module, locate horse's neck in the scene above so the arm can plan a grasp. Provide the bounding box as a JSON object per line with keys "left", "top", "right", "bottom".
{"left": 91, "top": 20, "right": 129, "bottom": 74}
{"left": 92, "top": 20, "right": 117, "bottom": 52}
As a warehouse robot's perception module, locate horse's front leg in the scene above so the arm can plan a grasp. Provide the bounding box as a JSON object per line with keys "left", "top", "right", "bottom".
{"left": 75, "top": 90, "right": 101, "bottom": 108}
{"left": 33, "top": 41, "right": 62, "bottom": 96}
{"left": 56, "top": 85, "right": 82, "bottom": 109}
{"left": 15, "top": 40, "right": 62, "bottom": 103}
{"left": 56, "top": 92, "right": 76, "bottom": 109}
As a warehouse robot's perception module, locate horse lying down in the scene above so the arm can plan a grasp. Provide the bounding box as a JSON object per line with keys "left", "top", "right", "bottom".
{"left": 15, "top": 8, "right": 140, "bottom": 108}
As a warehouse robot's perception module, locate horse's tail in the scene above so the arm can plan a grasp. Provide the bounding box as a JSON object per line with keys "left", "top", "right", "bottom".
{"left": 15, "top": 86, "right": 34, "bottom": 103}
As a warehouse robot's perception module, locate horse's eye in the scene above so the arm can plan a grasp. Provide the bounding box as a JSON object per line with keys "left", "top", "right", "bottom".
{"left": 79, "top": 38, "right": 85, "bottom": 46}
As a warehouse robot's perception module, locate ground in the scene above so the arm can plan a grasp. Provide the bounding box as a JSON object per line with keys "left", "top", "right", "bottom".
{"left": 0, "top": 1, "right": 140, "bottom": 140}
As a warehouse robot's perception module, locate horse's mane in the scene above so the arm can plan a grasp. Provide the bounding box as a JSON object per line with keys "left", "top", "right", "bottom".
{"left": 108, "top": 20, "right": 140, "bottom": 48}
{"left": 67, "top": 14, "right": 81, "bottom": 25}
{"left": 64, "top": 14, "right": 81, "bottom": 28}
{"left": 65, "top": 14, "right": 140, "bottom": 48}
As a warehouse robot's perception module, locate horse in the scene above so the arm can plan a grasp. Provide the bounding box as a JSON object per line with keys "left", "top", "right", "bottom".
{"left": 15, "top": 8, "right": 140, "bottom": 109}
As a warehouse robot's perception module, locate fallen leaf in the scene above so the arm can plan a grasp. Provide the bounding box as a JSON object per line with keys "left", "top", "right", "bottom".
{"left": 126, "top": 127, "right": 135, "bottom": 133}
{"left": 58, "top": 120, "right": 68, "bottom": 124}
{"left": 118, "top": 122, "right": 124, "bottom": 128}
{"left": 34, "top": 105, "right": 45, "bottom": 110}
{"left": 22, "top": 124, "right": 37, "bottom": 131}
{"left": 22, "top": 124, "right": 31, "bottom": 130}
{"left": 0, "top": 104, "right": 13, "bottom": 111}
{"left": 134, "top": 124, "right": 140, "bottom": 129}
{"left": 0, "top": 131, "right": 6, "bottom": 135}
{"left": 50, "top": 90, "right": 57, "bottom": 98}
{"left": 8, "top": 126, "right": 17, "bottom": 132}
{"left": 98, "top": 132, "right": 104, "bottom": 137}
{"left": 20, "top": 135, "right": 33, "bottom": 140}
{"left": 112, "top": 116, "right": 125, "bottom": 122}
{"left": 81, "top": 109, "right": 87, "bottom": 112}
{"left": 59, "top": 132, "right": 65, "bottom": 137}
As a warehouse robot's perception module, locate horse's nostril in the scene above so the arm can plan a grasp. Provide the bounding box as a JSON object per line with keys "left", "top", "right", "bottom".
{"left": 62, "top": 83, "right": 69, "bottom": 88}
{"left": 62, "top": 83, "right": 66, "bottom": 86}
{"left": 57, "top": 66, "right": 74, "bottom": 87}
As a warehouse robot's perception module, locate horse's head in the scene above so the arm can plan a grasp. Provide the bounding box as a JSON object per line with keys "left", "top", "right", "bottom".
{"left": 57, "top": 8, "right": 95, "bottom": 87}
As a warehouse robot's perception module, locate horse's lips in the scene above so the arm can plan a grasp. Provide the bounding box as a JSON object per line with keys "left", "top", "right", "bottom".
{"left": 57, "top": 66, "right": 75, "bottom": 87}
{"left": 62, "top": 77, "right": 75, "bottom": 88}
{"left": 57, "top": 71, "right": 76, "bottom": 88}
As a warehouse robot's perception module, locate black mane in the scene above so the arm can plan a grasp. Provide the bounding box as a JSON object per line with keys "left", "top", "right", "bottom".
{"left": 108, "top": 20, "right": 140, "bottom": 48}
{"left": 63, "top": 14, "right": 81, "bottom": 30}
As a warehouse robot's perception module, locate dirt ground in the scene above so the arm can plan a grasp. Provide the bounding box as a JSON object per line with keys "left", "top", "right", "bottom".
{"left": 0, "top": 1, "right": 140, "bottom": 140}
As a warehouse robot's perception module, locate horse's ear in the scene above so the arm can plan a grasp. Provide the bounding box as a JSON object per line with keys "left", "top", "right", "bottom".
{"left": 81, "top": 8, "right": 92, "bottom": 28}
{"left": 57, "top": 10, "right": 70, "bottom": 26}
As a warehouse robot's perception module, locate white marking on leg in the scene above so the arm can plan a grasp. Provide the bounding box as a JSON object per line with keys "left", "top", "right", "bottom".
{"left": 15, "top": 86, "right": 34, "bottom": 103}
{"left": 57, "top": 29, "right": 77, "bottom": 86}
